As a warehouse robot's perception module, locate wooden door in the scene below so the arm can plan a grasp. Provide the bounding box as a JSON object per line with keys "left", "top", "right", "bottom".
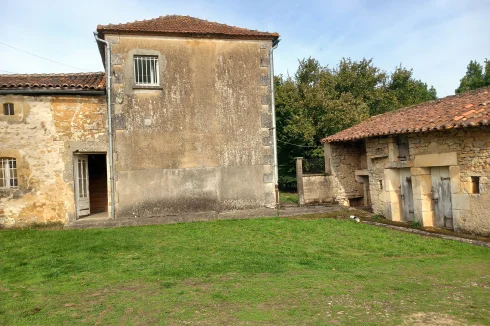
{"left": 75, "top": 155, "right": 90, "bottom": 217}
{"left": 399, "top": 168, "right": 415, "bottom": 221}
{"left": 431, "top": 167, "right": 453, "bottom": 229}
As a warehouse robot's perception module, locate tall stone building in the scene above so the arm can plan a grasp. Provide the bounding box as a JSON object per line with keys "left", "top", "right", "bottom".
{"left": 321, "top": 88, "right": 490, "bottom": 236}
{"left": 0, "top": 16, "right": 280, "bottom": 227}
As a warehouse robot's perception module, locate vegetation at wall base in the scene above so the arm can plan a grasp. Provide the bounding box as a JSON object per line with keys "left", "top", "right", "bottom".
{"left": 1, "top": 216, "right": 489, "bottom": 325}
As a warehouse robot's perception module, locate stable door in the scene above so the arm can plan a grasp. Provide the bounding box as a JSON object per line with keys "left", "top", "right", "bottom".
{"left": 399, "top": 169, "right": 415, "bottom": 222}
{"left": 431, "top": 167, "right": 453, "bottom": 229}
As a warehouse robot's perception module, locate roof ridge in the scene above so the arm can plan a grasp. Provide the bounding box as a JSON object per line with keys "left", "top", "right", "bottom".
{"left": 96, "top": 15, "right": 279, "bottom": 40}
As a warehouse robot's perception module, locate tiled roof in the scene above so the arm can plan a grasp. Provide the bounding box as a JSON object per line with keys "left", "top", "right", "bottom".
{"left": 0, "top": 72, "right": 106, "bottom": 91}
{"left": 326, "top": 87, "right": 490, "bottom": 143}
{"left": 97, "top": 15, "right": 279, "bottom": 40}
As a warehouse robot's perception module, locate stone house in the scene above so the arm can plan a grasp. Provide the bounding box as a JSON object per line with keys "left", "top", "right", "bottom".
{"left": 322, "top": 88, "right": 490, "bottom": 236}
{"left": 0, "top": 16, "right": 280, "bottom": 227}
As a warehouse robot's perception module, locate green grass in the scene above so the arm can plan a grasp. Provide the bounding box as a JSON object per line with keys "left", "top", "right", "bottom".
{"left": 280, "top": 192, "right": 299, "bottom": 205}
{"left": 1, "top": 216, "right": 489, "bottom": 325}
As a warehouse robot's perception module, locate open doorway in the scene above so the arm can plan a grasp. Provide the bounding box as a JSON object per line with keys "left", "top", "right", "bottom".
{"left": 74, "top": 153, "right": 108, "bottom": 219}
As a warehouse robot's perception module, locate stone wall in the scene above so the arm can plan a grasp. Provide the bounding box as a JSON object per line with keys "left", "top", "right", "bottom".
{"left": 326, "top": 126, "right": 490, "bottom": 235}
{"left": 324, "top": 141, "right": 364, "bottom": 206}
{"left": 105, "top": 34, "right": 276, "bottom": 217}
{"left": 0, "top": 95, "right": 107, "bottom": 227}
{"left": 407, "top": 128, "right": 490, "bottom": 235}
{"left": 361, "top": 127, "right": 490, "bottom": 236}
{"left": 302, "top": 175, "right": 335, "bottom": 204}
{"left": 365, "top": 137, "right": 390, "bottom": 216}
{"left": 295, "top": 157, "right": 334, "bottom": 205}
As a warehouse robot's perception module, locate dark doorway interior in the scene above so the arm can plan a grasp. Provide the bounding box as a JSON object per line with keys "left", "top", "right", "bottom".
{"left": 88, "top": 154, "right": 108, "bottom": 214}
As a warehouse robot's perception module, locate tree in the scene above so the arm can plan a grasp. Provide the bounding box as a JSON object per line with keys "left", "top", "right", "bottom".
{"left": 275, "top": 57, "right": 437, "bottom": 189}
{"left": 455, "top": 59, "right": 490, "bottom": 94}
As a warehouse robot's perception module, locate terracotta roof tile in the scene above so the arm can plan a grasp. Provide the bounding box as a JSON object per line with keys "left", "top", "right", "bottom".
{"left": 326, "top": 87, "right": 490, "bottom": 143}
{"left": 0, "top": 72, "right": 106, "bottom": 91}
{"left": 97, "top": 15, "right": 279, "bottom": 40}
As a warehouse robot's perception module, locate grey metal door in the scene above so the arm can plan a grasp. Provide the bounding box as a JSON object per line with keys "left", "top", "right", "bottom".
{"left": 431, "top": 167, "right": 453, "bottom": 229}
{"left": 399, "top": 168, "right": 415, "bottom": 221}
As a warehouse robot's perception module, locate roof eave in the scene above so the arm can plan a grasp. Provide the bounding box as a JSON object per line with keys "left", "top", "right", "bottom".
{"left": 96, "top": 29, "right": 279, "bottom": 41}
{"left": 0, "top": 88, "right": 106, "bottom": 96}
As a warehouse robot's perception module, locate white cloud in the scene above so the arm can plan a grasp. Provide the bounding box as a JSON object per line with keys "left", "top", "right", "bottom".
{"left": 1, "top": 0, "right": 488, "bottom": 97}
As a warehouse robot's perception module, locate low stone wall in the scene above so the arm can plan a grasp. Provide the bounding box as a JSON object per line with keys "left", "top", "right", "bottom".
{"left": 302, "top": 174, "right": 335, "bottom": 204}
{"left": 296, "top": 158, "right": 335, "bottom": 205}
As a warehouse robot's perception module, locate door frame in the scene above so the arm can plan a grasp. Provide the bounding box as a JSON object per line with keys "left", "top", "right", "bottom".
{"left": 73, "top": 152, "right": 110, "bottom": 220}
{"left": 399, "top": 168, "right": 415, "bottom": 222}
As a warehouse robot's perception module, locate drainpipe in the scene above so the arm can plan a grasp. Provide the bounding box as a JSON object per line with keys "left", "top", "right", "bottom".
{"left": 93, "top": 32, "right": 115, "bottom": 219}
{"left": 270, "top": 39, "right": 280, "bottom": 209}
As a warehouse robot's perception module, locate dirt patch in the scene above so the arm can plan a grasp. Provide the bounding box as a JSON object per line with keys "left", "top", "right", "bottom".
{"left": 402, "top": 312, "right": 467, "bottom": 325}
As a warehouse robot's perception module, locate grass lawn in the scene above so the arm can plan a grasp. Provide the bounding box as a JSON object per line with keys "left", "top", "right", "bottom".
{"left": 1, "top": 215, "right": 489, "bottom": 325}
{"left": 280, "top": 192, "right": 299, "bottom": 205}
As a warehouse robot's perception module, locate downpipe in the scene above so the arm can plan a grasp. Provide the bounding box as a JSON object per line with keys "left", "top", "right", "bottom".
{"left": 93, "top": 32, "right": 115, "bottom": 219}
{"left": 269, "top": 39, "right": 280, "bottom": 211}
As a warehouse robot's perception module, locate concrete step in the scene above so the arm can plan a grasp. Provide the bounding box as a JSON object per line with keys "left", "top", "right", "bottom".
{"left": 65, "top": 205, "right": 343, "bottom": 229}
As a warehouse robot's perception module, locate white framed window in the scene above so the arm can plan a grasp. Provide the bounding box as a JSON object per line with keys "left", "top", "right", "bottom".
{"left": 3, "top": 103, "right": 14, "bottom": 115}
{"left": 134, "top": 56, "right": 159, "bottom": 86}
{"left": 0, "top": 158, "right": 18, "bottom": 189}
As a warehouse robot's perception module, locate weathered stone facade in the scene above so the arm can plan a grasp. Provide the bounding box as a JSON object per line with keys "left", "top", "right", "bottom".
{"left": 323, "top": 141, "right": 366, "bottom": 206}
{"left": 1, "top": 16, "right": 279, "bottom": 226}
{"left": 106, "top": 35, "right": 276, "bottom": 217}
{"left": 324, "top": 126, "right": 490, "bottom": 236}
{"left": 0, "top": 95, "right": 107, "bottom": 226}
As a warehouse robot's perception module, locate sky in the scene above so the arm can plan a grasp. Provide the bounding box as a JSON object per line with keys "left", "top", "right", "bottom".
{"left": 1, "top": 0, "right": 489, "bottom": 97}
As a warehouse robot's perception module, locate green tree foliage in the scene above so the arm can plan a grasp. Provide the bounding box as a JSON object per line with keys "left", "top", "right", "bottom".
{"left": 455, "top": 59, "right": 490, "bottom": 94}
{"left": 275, "top": 57, "right": 437, "bottom": 189}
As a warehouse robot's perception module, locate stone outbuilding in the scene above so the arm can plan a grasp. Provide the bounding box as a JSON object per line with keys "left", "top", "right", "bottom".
{"left": 0, "top": 16, "right": 280, "bottom": 227}
{"left": 322, "top": 87, "right": 490, "bottom": 236}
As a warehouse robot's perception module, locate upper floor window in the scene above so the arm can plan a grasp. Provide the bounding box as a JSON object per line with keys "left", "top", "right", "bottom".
{"left": 0, "top": 158, "right": 18, "bottom": 189}
{"left": 134, "top": 56, "right": 159, "bottom": 86}
{"left": 3, "top": 103, "right": 14, "bottom": 115}
{"left": 396, "top": 135, "right": 409, "bottom": 161}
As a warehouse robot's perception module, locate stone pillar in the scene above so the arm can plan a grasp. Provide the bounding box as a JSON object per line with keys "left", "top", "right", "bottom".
{"left": 384, "top": 168, "right": 402, "bottom": 221}
{"left": 296, "top": 157, "right": 305, "bottom": 205}
{"left": 411, "top": 167, "right": 433, "bottom": 227}
{"left": 324, "top": 142, "right": 332, "bottom": 175}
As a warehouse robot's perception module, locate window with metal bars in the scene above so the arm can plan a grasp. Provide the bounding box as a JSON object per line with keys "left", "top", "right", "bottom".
{"left": 0, "top": 158, "right": 18, "bottom": 189}
{"left": 134, "top": 56, "right": 159, "bottom": 86}
{"left": 3, "top": 103, "right": 14, "bottom": 115}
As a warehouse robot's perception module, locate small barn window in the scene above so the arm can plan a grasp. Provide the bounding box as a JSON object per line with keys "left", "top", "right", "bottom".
{"left": 0, "top": 158, "right": 18, "bottom": 189}
{"left": 396, "top": 135, "right": 409, "bottom": 161}
{"left": 379, "top": 180, "right": 383, "bottom": 190}
{"left": 134, "top": 56, "right": 159, "bottom": 86}
{"left": 3, "top": 103, "right": 14, "bottom": 115}
{"left": 471, "top": 176, "right": 480, "bottom": 194}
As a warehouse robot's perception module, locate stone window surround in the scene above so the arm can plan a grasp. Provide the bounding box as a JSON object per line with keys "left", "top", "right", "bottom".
{"left": 133, "top": 55, "right": 159, "bottom": 87}
{"left": 3, "top": 103, "right": 14, "bottom": 115}
{"left": 0, "top": 97, "right": 27, "bottom": 122}
{"left": 0, "top": 157, "right": 18, "bottom": 189}
{"left": 122, "top": 49, "right": 167, "bottom": 93}
{"left": 383, "top": 152, "right": 465, "bottom": 230}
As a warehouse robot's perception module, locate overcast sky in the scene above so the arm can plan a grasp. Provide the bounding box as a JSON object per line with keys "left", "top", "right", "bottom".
{"left": 1, "top": 0, "right": 489, "bottom": 96}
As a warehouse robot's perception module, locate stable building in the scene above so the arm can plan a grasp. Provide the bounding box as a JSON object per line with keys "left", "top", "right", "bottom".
{"left": 322, "top": 87, "right": 490, "bottom": 236}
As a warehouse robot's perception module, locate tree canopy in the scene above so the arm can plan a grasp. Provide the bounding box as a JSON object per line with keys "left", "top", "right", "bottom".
{"left": 275, "top": 57, "right": 437, "bottom": 189}
{"left": 455, "top": 59, "right": 490, "bottom": 94}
